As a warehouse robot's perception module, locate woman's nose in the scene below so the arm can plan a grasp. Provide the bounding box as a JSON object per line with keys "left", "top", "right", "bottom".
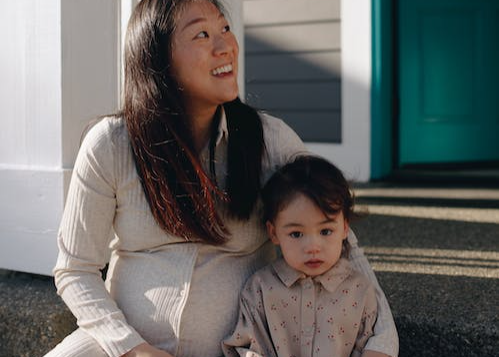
{"left": 213, "top": 35, "right": 232, "bottom": 56}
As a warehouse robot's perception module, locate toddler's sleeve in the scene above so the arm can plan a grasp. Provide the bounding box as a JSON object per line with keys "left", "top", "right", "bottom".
{"left": 351, "top": 283, "right": 379, "bottom": 357}
{"left": 222, "top": 281, "right": 277, "bottom": 357}
{"left": 347, "top": 230, "right": 399, "bottom": 357}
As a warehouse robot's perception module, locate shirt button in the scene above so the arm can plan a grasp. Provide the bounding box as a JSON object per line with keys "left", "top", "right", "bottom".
{"left": 304, "top": 326, "right": 313, "bottom": 334}
{"left": 304, "top": 282, "right": 313, "bottom": 289}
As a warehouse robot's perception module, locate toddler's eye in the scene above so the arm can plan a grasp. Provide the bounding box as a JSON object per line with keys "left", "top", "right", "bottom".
{"left": 222, "top": 25, "right": 231, "bottom": 33}
{"left": 289, "top": 231, "right": 303, "bottom": 239}
{"left": 195, "top": 31, "right": 209, "bottom": 39}
{"left": 320, "top": 229, "right": 333, "bottom": 236}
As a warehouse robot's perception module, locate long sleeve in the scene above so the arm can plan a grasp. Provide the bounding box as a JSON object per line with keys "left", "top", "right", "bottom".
{"left": 222, "top": 286, "right": 277, "bottom": 357}
{"left": 347, "top": 230, "right": 399, "bottom": 357}
{"left": 53, "top": 120, "right": 145, "bottom": 357}
{"left": 351, "top": 284, "right": 378, "bottom": 357}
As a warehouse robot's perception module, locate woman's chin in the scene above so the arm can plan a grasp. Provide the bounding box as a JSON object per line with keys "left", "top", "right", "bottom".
{"left": 220, "top": 91, "right": 240, "bottom": 105}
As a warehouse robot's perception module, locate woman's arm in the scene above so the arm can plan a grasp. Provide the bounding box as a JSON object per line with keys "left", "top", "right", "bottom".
{"left": 54, "top": 120, "right": 145, "bottom": 357}
{"left": 347, "top": 230, "right": 399, "bottom": 357}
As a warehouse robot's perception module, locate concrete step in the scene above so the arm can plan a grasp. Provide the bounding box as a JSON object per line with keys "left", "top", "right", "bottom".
{"left": 0, "top": 271, "right": 76, "bottom": 357}
{"left": 352, "top": 183, "right": 499, "bottom": 357}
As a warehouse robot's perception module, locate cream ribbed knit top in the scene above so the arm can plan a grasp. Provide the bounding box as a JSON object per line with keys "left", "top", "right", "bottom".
{"left": 53, "top": 113, "right": 398, "bottom": 357}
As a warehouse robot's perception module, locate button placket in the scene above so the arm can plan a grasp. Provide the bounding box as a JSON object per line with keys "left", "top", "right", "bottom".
{"left": 300, "top": 277, "right": 315, "bottom": 357}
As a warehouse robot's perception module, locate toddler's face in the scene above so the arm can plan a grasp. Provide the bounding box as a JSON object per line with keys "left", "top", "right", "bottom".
{"left": 267, "top": 193, "right": 349, "bottom": 277}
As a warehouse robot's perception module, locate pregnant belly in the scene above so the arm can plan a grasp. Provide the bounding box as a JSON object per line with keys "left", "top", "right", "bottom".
{"left": 177, "top": 243, "right": 275, "bottom": 357}
{"left": 106, "top": 245, "right": 198, "bottom": 350}
{"left": 105, "top": 241, "right": 275, "bottom": 357}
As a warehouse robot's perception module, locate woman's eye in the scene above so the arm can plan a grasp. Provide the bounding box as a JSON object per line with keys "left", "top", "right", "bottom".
{"left": 320, "top": 229, "right": 333, "bottom": 236}
{"left": 222, "top": 25, "right": 231, "bottom": 33}
{"left": 195, "top": 31, "right": 209, "bottom": 39}
{"left": 289, "top": 232, "right": 303, "bottom": 239}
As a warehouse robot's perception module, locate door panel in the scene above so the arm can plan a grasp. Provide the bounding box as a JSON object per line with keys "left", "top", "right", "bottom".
{"left": 398, "top": 0, "right": 499, "bottom": 165}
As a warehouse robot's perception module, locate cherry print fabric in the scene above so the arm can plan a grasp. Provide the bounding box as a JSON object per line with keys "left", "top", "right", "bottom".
{"left": 222, "top": 258, "right": 378, "bottom": 357}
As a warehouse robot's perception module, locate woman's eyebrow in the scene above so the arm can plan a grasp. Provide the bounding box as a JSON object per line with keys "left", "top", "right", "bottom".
{"left": 180, "top": 14, "right": 225, "bottom": 32}
{"left": 180, "top": 17, "right": 207, "bottom": 32}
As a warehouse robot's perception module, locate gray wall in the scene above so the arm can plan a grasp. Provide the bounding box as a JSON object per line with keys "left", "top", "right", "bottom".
{"left": 244, "top": 0, "right": 342, "bottom": 142}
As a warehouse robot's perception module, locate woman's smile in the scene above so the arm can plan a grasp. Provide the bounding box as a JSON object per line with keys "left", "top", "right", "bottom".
{"left": 211, "top": 63, "right": 234, "bottom": 76}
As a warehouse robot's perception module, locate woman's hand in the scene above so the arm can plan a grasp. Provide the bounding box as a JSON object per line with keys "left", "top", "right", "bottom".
{"left": 362, "top": 350, "right": 392, "bottom": 357}
{"left": 122, "top": 343, "right": 175, "bottom": 357}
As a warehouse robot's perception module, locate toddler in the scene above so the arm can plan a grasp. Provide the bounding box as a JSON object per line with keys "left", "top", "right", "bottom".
{"left": 222, "top": 155, "right": 378, "bottom": 357}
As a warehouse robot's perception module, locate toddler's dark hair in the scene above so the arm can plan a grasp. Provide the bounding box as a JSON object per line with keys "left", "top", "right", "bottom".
{"left": 262, "top": 155, "right": 357, "bottom": 257}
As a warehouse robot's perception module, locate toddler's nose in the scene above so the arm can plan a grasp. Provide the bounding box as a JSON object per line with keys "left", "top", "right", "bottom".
{"left": 305, "top": 237, "right": 321, "bottom": 254}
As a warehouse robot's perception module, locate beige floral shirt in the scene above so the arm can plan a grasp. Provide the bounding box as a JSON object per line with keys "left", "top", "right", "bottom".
{"left": 222, "top": 258, "right": 378, "bottom": 357}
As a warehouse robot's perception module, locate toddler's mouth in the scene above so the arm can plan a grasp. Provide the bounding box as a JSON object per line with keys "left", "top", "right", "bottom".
{"left": 305, "top": 259, "right": 323, "bottom": 269}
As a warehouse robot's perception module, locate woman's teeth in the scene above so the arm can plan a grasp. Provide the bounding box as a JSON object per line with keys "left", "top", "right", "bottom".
{"left": 212, "top": 64, "right": 232, "bottom": 76}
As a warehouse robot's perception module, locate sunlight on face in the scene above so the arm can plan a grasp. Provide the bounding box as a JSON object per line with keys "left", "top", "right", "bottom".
{"left": 171, "top": 0, "right": 239, "bottom": 116}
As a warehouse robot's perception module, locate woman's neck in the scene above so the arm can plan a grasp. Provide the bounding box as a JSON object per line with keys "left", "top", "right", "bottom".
{"left": 187, "top": 104, "right": 219, "bottom": 153}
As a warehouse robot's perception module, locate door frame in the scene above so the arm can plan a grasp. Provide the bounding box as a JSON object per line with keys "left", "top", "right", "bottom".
{"left": 371, "top": 0, "right": 396, "bottom": 179}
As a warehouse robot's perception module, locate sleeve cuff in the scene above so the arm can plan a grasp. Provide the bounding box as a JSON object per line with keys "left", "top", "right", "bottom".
{"left": 364, "top": 337, "right": 399, "bottom": 357}
{"left": 81, "top": 315, "right": 146, "bottom": 357}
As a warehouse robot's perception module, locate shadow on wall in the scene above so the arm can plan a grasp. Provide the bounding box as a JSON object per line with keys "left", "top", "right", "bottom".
{"left": 244, "top": 29, "right": 343, "bottom": 143}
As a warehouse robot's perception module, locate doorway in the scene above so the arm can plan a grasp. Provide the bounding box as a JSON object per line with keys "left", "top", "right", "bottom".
{"left": 371, "top": 0, "right": 499, "bottom": 178}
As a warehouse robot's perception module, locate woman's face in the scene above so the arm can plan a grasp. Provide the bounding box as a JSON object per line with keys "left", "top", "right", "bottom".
{"left": 171, "top": 1, "right": 239, "bottom": 116}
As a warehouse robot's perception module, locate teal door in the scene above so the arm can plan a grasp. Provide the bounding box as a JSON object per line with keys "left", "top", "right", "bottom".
{"left": 398, "top": 0, "right": 499, "bottom": 165}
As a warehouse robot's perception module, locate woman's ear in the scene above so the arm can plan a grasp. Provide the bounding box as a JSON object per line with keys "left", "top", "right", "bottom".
{"left": 266, "top": 221, "right": 280, "bottom": 245}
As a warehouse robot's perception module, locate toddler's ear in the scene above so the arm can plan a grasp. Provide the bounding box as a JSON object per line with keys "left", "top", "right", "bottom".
{"left": 342, "top": 220, "right": 350, "bottom": 241}
{"left": 266, "top": 221, "right": 280, "bottom": 245}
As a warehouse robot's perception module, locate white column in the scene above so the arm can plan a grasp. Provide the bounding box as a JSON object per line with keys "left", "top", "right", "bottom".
{"left": 307, "top": 0, "right": 372, "bottom": 182}
{"left": 0, "top": 0, "right": 119, "bottom": 275}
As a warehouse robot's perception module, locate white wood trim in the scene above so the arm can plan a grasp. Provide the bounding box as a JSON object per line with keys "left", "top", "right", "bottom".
{"left": 119, "top": 0, "right": 141, "bottom": 107}
{"left": 61, "top": 0, "right": 120, "bottom": 168}
{"left": 0, "top": 167, "right": 66, "bottom": 275}
{"left": 0, "top": 0, "right": 62, "bottom": 168}
{"left": 0, "top": 1, "right": 120, "bottom": 275}
{"left": 308, "top": 0, "right": 372, "bottom": 182}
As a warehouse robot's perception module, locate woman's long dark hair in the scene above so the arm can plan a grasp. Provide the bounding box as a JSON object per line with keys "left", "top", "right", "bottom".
{"left": 121, "top": 0, "right": 264, "bottom": 244}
